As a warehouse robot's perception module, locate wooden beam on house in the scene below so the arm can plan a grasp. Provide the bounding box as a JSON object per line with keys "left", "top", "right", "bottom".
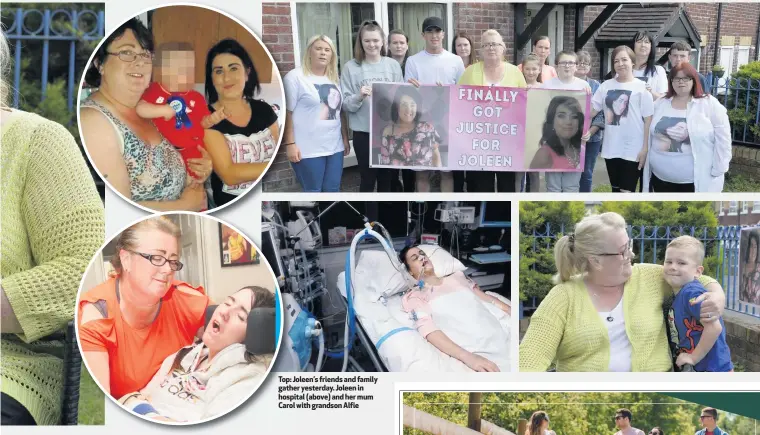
{"left": 575, "top": 4, "right": 586, "bottom": 50}
{"left": 577, "top": 4, "right": 620, "bottom": 50}
{"left": 515, "top": 4, "right": 556, "bottom": 52}
{"left": 513, "top": 3, "right": 526, "bottom": 64}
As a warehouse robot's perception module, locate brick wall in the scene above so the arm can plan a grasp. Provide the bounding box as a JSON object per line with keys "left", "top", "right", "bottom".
{"left": 730, "top": 145, "right": 760, "bottom": 181}
{"left": 717, "top": 201, "right": 760, "bottom": 226}
{"left": 685, "top": 3, "right": 760, "bottom": 74}
{"left": 452, "top": 2, "right": 514, "bottom": 56}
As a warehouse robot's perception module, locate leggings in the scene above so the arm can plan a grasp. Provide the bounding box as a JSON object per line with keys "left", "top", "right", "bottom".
{"left": 466, "top": 171, "right": 517, "bottom": 192}
{"left": 650, "top": 173, "right": 695, "bottom": 192}
{"left": 1, "top": 393, "right": 36, "bottom": 425}
{"left": 604, "top": 158, "right": 641, "bottom": 193}
{"left": 353, "top": 131, "right": 392, "bottom": 192}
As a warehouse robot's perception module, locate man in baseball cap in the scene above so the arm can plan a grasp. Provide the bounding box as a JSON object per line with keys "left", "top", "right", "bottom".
{"left": 403, "top": 16, "right": 464, "bottom": 192}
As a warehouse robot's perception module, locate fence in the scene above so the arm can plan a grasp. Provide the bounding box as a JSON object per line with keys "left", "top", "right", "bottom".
{"left": 525, "top": 223, "right": 759, "bottom": 319}
{"left": 4, "top": 7, "right": 105, "bottom": 110}
{"left": 708, "top": 75, "right": 760, "bottom": 147}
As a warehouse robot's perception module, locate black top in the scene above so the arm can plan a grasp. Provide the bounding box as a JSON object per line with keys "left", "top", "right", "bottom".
{"left": 208, "top": 99, "right": 278, "bottom": 206}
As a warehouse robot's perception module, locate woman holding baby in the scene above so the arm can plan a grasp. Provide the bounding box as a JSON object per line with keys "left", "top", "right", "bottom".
{"left": 519, "top": 212, "right": 726, "bottom": 372}
{"left": 79, "top": 18, "right": 212, "bottom": 212}
{"left": 78, "top": 216, "right": 275, "bottom": 422}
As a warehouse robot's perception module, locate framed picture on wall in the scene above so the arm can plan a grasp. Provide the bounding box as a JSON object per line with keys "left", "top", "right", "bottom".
{"left": 219, "top": 223, "right": 259, "bottom": 267}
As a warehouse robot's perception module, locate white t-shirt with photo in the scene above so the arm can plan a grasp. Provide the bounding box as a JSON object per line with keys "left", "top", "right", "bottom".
{"left": 633, "top": 65, "right": 668, "bottom": 95}
{"left": 540, "top": 76, "right": 591, "bottom": 92}
{"left": 649, "top": 104, "right": 694, "bottom": 184}
{"left": 283, "top": 67, "right": 344, "bottom": 159}
{"left": 592, "top": 78, "right": 654, "bottom": 161}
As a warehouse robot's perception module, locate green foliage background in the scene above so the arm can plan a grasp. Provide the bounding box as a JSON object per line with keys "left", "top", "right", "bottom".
{"left": 726, "top": 61, "right": 760, "bottom": 143}
{"left": 402, "top": 392, "right": 757, "bottom": 435}
{"left": 519, "top": 202, "right": 721, "bottom": 302}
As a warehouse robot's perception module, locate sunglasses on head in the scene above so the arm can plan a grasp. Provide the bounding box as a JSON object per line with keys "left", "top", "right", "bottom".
{"left": 361, "top": 20, "right": 380, "bottom": 27}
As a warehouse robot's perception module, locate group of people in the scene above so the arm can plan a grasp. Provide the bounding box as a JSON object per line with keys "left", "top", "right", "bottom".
{"left": 523, "top": 407, "right": 730, "bottom": 435}
{"left": 80, "top": 18, "right": 278, "bottom": 211}
{"left": 520, "top": 211, "right": 732, "bottom": 373}
{"left": 285, "top": 16, "right": 732, "bottom": 193}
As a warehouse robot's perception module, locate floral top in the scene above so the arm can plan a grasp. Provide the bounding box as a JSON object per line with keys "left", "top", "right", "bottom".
{"left": 380, "top": 121, "right": 441, "bottom": 167}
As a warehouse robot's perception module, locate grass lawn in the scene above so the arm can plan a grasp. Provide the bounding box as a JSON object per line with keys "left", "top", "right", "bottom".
{"left": 77, "top": 364, "right": 105, "bottom": 425}
{"left": 724, "top": 171, "right": 760, "bottom": 192}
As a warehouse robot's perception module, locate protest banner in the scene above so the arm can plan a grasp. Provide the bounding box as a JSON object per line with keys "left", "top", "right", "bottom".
{"left": 369, "top": 83, "right": 591, "bottom": 172}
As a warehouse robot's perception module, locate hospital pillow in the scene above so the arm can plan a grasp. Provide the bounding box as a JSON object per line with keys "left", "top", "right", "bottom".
{"left": 205, "top": 305, "right": 276, "bottom": 354}
{"left": 354, "top": 244, "right": 466, "bottom": 301}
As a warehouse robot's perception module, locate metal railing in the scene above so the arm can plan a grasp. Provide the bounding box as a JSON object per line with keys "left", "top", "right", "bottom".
{"left": 708, "top": 74, "right": 760, "bottom": 147}
{"left": 526, "top": 223, "right": 759, "bottom": 318}
{"left": 4, "top": 7, "right": 104, "bottom": 110}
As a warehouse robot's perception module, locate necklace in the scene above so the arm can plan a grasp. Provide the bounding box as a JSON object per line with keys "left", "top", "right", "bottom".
{"left": 565, "top": 145, "right": 580, "bottom": 168}
{"left": 593, "top": 292, "right": 616, "bottom": 322}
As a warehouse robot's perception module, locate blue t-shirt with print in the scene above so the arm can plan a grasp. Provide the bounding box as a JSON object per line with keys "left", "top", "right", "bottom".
{"left": 673, "top": 279, "right": 733, "bottom": 372}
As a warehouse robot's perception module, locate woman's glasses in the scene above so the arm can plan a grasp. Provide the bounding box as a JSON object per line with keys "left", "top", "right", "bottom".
{"left": 482, "top": 43, "right": 503, "bottom": 50}
{"left": 129, "top": 251, "right": 184, "bottom": 271}
{"left": 557, "top": 61, "right": 577, "bottom": 67}
{"left": 107, "top": 50, "right": 154, "bottom": 63}
{"left": 672, "top": 77, "right": 694, "bottom": 84}
{"left": 598, "top": 239, "right": 633, "bottom": 258}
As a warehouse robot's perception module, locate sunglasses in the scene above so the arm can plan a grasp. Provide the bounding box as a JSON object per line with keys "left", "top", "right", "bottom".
{"left": 361, "top": 20, "right": 380, "bottom": 27}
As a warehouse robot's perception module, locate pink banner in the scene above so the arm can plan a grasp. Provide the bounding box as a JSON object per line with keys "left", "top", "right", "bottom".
{"left": 369, "top": 83, "right": 591, "bottom": 172}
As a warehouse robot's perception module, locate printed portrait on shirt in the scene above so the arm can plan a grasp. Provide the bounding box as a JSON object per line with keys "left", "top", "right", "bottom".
{"left": 604, "top": 89, "right": 632, "bottom": 126}
{"left": 653, "top": 116, "right": 690, "bottom": 153}
{"left": 315, "top": 84, "right": 341, "bottom": 120}
{"left": 740, "top": 228, "right": 760, "bottom": 306}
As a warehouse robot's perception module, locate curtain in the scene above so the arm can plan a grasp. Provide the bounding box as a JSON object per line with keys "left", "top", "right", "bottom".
{"left": 296, "top": 4, "right": 353, "bottom": 74}
{"left": 389, "top": 3, "right": 446, "bottom": 56}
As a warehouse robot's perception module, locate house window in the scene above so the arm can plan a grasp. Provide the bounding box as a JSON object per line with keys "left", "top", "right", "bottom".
{"left": 728, "top": 201, "right": 738, "bottom": 215}
{"left": 388, "top": 3, "right": 448, "bottom": 55}
{"left": 295, "top": 3, "right": 375, "bottom": 75}
{"left": 743, "top": 201, "right": 749, "bottom": 213}
{"left": 753, "top": 201, "right": 760, "bottom": 213}
{"left": 737, "top": 46, "right": 750, "bottom": 71}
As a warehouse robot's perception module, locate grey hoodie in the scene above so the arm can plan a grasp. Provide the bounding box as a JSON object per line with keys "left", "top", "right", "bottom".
{"left": 339, "top": 57, "right": 403, "bottom": 132}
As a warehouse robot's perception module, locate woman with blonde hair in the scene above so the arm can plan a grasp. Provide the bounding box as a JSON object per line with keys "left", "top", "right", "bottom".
{"left": 282, "top": 35, "right": 350, "bottom": 192}
{"left": 1, "top": 30, "right": 105, "bottom": 424}
{"left": 458, "top": 29, "right": 526, "bottom": 193}
{"left": 78, "top": 216, "right": 209, "bottom": 400}
{"left": 520, "top": 212, "right": 726, "bottom": 372}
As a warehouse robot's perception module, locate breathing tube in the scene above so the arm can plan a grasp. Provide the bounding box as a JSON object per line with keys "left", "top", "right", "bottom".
{"left": 325, "top": 226, "right": 398, "bottom": 372}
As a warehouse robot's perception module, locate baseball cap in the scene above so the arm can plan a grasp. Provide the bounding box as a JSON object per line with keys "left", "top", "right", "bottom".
{"left": 422, "top": 17, "right": 444, "bottom": 32}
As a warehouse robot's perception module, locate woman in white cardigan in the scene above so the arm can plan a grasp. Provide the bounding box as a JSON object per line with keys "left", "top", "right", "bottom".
{"left": 118, "top": 287, "right": 275, "bottom": 423}
{"left": 644, "top": 63, "right": 732, "bottom": 192}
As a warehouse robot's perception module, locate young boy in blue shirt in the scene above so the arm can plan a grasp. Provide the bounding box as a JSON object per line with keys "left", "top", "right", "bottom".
{"left": 664, "top": 236, "right": 733, "bottom": 372}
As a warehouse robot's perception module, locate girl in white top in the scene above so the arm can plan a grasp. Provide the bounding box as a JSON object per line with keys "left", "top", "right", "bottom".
{"left": 632, "top": 31, "right": 668, "bottom": 100}
{"left": 525, "top": 411, "right": 557, "bottom": 435}
{"left": 283, "top": 35, "right": 350, "bottom": 192}
{"left": 644, "top": 63, "right": 732, "bottom": 192}
{"left": 119, "top": 287, "right": 275, "bottom": 423}
{"left": 585, "top": 45, "right": 654, "bottom": 193}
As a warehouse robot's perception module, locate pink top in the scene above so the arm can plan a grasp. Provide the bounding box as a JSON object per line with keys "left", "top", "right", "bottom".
{"left": 544, "top": 145, "right": 578, "bottom": 170}
{"left": 518, "top": 64, "right": 558, "bottom": 83}
{"left": 401, "top": 271, "right": 477, "bottom": 338}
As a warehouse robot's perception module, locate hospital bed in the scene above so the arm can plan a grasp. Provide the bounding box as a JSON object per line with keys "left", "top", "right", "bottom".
{"left": 336, "top": 244, "right": 512, "bottom": 372}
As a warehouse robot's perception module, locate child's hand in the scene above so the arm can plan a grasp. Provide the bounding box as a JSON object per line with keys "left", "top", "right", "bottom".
{"left": 203, "top": 109, "right": 228, "bottom": 128}
{"left": 676, "top": 352, "right": 695, "bottom": 367}
{"left": 162, "top": 104, "right": 176, "bottom": 121}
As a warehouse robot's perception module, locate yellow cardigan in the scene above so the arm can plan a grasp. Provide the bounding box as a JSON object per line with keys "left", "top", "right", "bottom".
{"left": 519, "top": 263, "right": 717, "bottom": 372}
{"left": 458, "top": 61, "right": 527, "bottom": 87}
{"left": 1, "top": 110, "right": 104, "bottom": 424}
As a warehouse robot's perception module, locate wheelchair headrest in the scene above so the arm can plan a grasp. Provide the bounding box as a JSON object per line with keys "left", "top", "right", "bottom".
{"left": 205, "top": 304, "right": 276, "bottom": 355}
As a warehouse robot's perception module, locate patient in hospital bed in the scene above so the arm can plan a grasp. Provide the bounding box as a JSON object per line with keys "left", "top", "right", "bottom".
{"left": 399, "top": 245, "right": 511, "bottom": 372}
{"left": 118, "top": 287, "right": 275, "bottom": 422}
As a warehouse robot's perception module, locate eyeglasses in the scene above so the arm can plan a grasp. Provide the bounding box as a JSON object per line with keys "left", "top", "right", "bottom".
{"left": 578, "top": 62, "right": 591, "bottom": 67}
{"left": 558, "top": 61, "right": 577, "bottom": 66}
{"left": 482, "top": 43, "right": 503, "bottom": 50}
{"left": 107, "top": 50, "right": 154, "bottom": 63}
{"left": 700, "top": 415, "right": 714, "bottom": 420}
{"left": 599, "top": 239, "right": 633, "bottom": 258}
{"left": 129, "top": 251, "right": 183, "bottom": 271}
{"left": 672, "top": 77, "right": 694, "bottom": 84}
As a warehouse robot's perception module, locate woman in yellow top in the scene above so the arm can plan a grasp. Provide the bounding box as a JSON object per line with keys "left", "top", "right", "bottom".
{"left": 519, "top": 212, "right": 725, "bottom": 372}
{"left": 1, "top": 32, "right": 105, "bottom": 424}
{"left": 457, "top": 29, "right": 526, "bottom": 193}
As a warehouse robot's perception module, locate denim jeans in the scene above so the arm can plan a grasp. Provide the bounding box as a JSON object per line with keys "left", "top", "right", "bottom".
{"left": 291, "top": 151, "right": 344, "bottom": 192}
{"left": 579, "top": 139, "right": 602, "bottom": 192}
{"left": 545, "top": 171, "right": 581, "bottom": 192}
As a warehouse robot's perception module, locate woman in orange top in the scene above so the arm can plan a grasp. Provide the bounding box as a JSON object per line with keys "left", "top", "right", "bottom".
{"left": 78, "top": 216, "right": 209, "bottom": 399}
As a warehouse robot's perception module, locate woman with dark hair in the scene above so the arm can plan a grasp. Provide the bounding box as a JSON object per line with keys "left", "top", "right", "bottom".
{"left": 604, "top": 89, "right": 631, "bottom": 126}
{"left": 649, "top": 426, "right": 664, "bottom": 435}
{"left": 524, "top": 411, "right": 556, "bottom": 435}
{"left": 453, "top": 32, "right": 476, "bottom": 69}
{"left": 741, "top": 231, "right": 760, "bottom": 305}
{"left": 586, "top": 45, "right": 653, "bottom": 193}
{"left": 79, "top": 18, "right": 212, "bottom": 211}
{"left": 631, "top": 31, "right": 668, "bottom": 100}
{"left": 643, "top": 62, "right": 731, "bottom": 192}
{"left": 203, "top": 38, "right": 280, "bottom": 207}
{"left": 399, "top": 245, "right": 511, "bottom": 372}
{"left": 529, "top": 96, "right": 584, "bottom": 175}
{"left": 317, "top": 85, "right": 341, "bottom": 120}
{"left": 118, "top": 286, "right": 275, "bottom": 422}
{"left": 340, "top": 20, "right": 403, "bottom": 192}
{"left": 380, "top": 85, "right": 442, "bottom": 167}
{"left": 518, "top": 36, "right": 558, "bottom": 82}
{"left": 387, "top": 29, "right": 410, "bottom": 74}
